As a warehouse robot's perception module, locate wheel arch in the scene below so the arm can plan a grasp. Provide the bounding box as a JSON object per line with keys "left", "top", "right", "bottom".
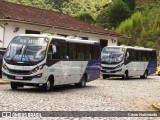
{"left": 83, "top": 73, "right": 88, "bottom": 81}
{"left": 125, "top": 70, "right": 129, "bottom": 75}
{"left": 145, "top": 69, "right": 148, "bottom": 74}
{"left": 48, "top": 75, "right": 54, "bottom": 84}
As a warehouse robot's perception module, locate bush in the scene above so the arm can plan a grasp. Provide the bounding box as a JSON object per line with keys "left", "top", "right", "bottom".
{"left": 97, "top": 0, "right": 131, "bottom": 29}
{"left": 76, "top": 13, "right": 95, "bottom": 23}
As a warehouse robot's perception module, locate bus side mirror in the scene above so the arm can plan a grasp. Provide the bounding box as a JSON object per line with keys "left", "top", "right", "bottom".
{"left": 127, "top": 52, "right": 129, "bottom": 58}
{"left": 52, "top": 45, "right": 56, "bottom": 54}
{"left": 65, "top": 55, "right": 69, "bottom": 59}
{"left": 125, "top": 52, "right": 129, "bottom": 60}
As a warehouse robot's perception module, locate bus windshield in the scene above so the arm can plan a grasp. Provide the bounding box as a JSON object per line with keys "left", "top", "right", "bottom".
{"left": 101, "top": 47, "right": 124, "bottom": 63}
{"left": 4, "top": 36, "right": 49, "bottom": 62}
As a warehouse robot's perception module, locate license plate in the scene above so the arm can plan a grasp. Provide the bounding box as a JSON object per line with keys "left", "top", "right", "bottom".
{"left": 106, "top": 70, "right": 110, "bottom": 73}
{"left": 15, "top": 76, "right": 23, "bottom": 80}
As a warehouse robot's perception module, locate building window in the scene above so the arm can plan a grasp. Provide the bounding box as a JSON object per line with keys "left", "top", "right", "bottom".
{"left": 25, "top": 30, "right": 40, "bottom": 34}
{"left": 100, "top": 39, "right": 108, "bottom": 49}
{"left": 0, "top": 27, "right": 4, "bottom": 47}
{"left": 57, "top": 34, "right": 68, "bottom": 37}
{"left": 80, "top": 37, "right": 88, "bottom": 40}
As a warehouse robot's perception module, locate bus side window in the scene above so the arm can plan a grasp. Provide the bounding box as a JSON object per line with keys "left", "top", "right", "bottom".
{"left": 48, "top": 44, "right": 60, "bottom": 60}
{"left": 91, "top": 45, "right": 100, "bottom": 60}
{"left": 137, "top": 51, "right": 142, "bottom": 61}
{"left": 69, "top": 43, "right": 76, "bottom": 59}
{"left": 77, "top": 44, "right": 84, "bottom": 60}
{"left": 127, "top": 49, "right": 135, "bottom": 61}
{"left": 60, "top": 42, "right": 69, "bottom": 59}
{"left": 146, "top": 51, "right": 151, "bottom": 61}
{"left": 151, "top": 51, "right": 156, "bottom": 61}
{"left": 141, "top": 51, "right": 146, "bottom": 61}
{"left": 85, "top": 45, "right": 91, "bottom": 60}
{"left": 0, "top": 51, "right": 5, "bottom": 61}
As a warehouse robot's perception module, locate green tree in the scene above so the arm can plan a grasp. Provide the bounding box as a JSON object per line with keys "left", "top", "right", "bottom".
{"left": 107, "top": 0, "right": 131, "bottom": 28}
{"left": 96, "top": 8, "right": 110, "bottom": 29}
{"left": 47, "top": 0, "right": 69, "bottom": 11}
{"left": 122, "top": 0, "right": 135, "bottom": 11}
{"left": 115, "top": 12, "right": 146, "bottom": 45}
{"left": 114, "top": 8, "right": 160, "bottom": 50}
{"left": 61, "top": 0, "right": 109, "bottom": 19}
{"left": 146, "top": 41, "right": 156, "bottom": 48}
{"left": 97, "top": 0, "right": 131, "bottom": 29}
{"left": 5, "top": 0, "right": 53, "bottom": 10}
{"left": 76, "top": 13, "right": 95, "bottom": 23}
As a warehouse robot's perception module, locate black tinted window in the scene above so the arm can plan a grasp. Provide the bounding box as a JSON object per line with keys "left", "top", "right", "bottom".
{"left": 85, "top": 45, "right": 91, "bottom": 60}
{"left": 91, "top": 45, "right": 100, "bottom": 60}
{"left": 0, "top": 51, "right": 5, "bottom": 60}
{"left": 69, "top": 43, "right": 77, "bottom": 59}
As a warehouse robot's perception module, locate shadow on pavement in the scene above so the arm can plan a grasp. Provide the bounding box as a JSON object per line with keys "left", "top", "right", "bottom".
{"left": 7, "top": 84, "right": 97, "bottom": 93}
{"left": 102, "top": 77, "right": 154, "bottom": 81}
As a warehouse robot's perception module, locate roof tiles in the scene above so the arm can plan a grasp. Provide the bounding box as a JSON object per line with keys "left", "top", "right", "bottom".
{"left": 0, "top": 1, "right": 125, "bottom": 37}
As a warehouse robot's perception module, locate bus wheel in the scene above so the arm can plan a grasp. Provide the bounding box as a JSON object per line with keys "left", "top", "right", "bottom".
{"left": 140, "top": 71, "right": 148, "bottom": 79}
{"left": 10, "top": 82, "right": 18, "bottom": 90}
{"left": 75, "top": 75, "right": 86, "bottom": 88}
{"left": 102, "top": 74, "right": 109, "bottom": 79}
{"left": 122, "top": 71, "right": 128, "bottom": 80}
{"left": 42, "top": 80, "right": 53, "bottom": 92}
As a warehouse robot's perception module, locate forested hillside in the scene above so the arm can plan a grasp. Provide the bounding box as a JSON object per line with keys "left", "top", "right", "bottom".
{"left": 136, "top": 0, "right": 157, "bottom": 7}
{"left": 4, "top": 0, "right": 160, "bottom": 51}
{"left": 115, "top": 0, "right": 160, "bottom": 51}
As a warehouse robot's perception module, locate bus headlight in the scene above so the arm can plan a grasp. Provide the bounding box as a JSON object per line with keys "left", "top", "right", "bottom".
{"left": 2, "top": 64, "right": 9, "bottom": 72}
{"left": 32, "top": 65, "right": 43, "bottom": 73}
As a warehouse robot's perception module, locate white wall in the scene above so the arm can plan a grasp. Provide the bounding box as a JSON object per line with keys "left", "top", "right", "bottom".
{"left": 47, "top": 28, "right": 117, "bottom": 46}
{"left": 0, "top": 26, "right": 3, "bottom": 47}
{"left": 4, "top": 22, "right": 45, "bottom": 47}
{"left": 3, "top": 21, "right": 118, "bottom": 48}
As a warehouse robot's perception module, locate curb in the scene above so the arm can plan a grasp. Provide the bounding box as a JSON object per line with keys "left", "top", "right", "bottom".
{"left": 0, "top": 79, "right": 10, "bottom": 84}
{"left": 152, "top": 102, "right": 160, "bottom": 111}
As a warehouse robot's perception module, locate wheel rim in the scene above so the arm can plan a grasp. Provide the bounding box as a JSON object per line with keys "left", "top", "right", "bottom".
{"left": 46, "top": 81, "right": 51, "bottom": 90}
{"left": 123, "top": 73, "right": 126, "bottom": 79}
{"left": 82, "top": 76, "right": 86, "bottom": 86}
{"left": 145, "top": 72, "right": 147, "bottom": 78}
{"left": 82, "top": 80, "right": 86, "bottom": 86}
{"left": 123, "top": 72, "right": 128, "bottom": 79}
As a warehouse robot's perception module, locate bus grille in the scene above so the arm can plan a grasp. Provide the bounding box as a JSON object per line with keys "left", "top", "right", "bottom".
{"left": 101, "top": 69, "right": 122, "bottom": 73}
{"left": 9, "top": 70, "right": 31, "bottom": 75}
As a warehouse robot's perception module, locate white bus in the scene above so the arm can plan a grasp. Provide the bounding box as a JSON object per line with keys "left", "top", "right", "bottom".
{"left": 101, "top": 46, "right": 157, "bottom": 79}
{"left": 2, "top": 34, "right": 100, "bottom": 91}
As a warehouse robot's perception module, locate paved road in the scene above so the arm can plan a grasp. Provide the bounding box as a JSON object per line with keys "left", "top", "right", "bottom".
{"left": 0, "top": 76, "right": 160, "bottom": 119}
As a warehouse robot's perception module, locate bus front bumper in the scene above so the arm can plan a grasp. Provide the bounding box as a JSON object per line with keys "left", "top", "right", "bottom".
{"left": 101, "top": 69, "right": 124, "bottom": 76}
{"left": 2, "top": 72, "right": 47, "bottom": 84}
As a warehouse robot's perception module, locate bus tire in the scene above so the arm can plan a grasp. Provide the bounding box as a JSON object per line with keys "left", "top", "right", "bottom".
{"left": 75, "top": 75, "right": 86, "bottom": 88}
{"left": 11, "top": 82, "right": 18, "bottom": 90}
{"left": 102, "top": 74, "right": 109, "bottom": 79}
{"left": 122, "top": 71, "right": 128, "bottom": 80}
{"left": 42, "top": 76, "right": 54, "bottom": 92}
{"left": 140, "top": 70, "right": 148, "bottom": 79}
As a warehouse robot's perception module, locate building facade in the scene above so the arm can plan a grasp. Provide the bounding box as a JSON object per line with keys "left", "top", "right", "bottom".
{"left": 0, "top": 1, "right": 126, "bottom": 48}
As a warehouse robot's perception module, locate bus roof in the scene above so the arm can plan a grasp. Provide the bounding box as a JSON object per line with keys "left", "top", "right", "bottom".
{"left": 104, "top": 45, "right": 156, "bottom": 51}
{"left": 18, "top": 34, "right": 99, "bottom": 45}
